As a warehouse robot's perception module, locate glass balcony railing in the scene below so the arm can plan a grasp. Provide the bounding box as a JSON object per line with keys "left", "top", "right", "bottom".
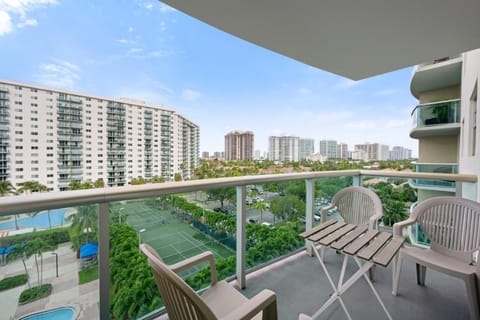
{"left": 412, "top": 99, "right": 460, "bottom": 129}
{"left": 410, "top": 163, "right": 458, "bottom": 190}
{"left": 0, "top": 170, "right": 476, "bottom": 319}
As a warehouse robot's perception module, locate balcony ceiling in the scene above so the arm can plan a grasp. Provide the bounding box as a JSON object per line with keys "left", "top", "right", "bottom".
{"left": 161, "top": 0, "right": 480, "bottom": 80}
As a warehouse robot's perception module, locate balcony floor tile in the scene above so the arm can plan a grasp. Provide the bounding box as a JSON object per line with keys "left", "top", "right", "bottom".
{"left": 233, "top": 250, "right": 470, "bottom": 320}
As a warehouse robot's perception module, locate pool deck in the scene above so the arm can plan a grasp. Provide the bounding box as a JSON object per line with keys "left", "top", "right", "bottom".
{"left": 0, "top": 243, "right": 99, "bottom": 320}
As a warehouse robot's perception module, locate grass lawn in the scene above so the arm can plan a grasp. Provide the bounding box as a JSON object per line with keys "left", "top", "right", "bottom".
{"left": 78, "top": 266, "right": 99, "bottom": 284}
{"left": 111, "top": 198, "right": 234, "bottom": 277}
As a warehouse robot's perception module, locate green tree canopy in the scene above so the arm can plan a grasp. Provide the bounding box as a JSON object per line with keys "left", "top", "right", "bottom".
{"left": 270, "top": 195, "right": 305, "bottom": 222}
{"left": 206, "top": 188, "right": 236, "bottom": 208}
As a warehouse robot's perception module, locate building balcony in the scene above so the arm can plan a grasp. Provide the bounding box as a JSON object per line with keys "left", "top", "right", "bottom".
{"left": 409, "top": 99, "right": 460, "bottom": 139}
{"left": 0, "top": 170, "right": 477, "bottom": 320}
{"left": 410, "top": 55, "right": 462, "bottom": 99}
{"left": 409, "top": 163, "right": 458, "bottom": 192}
{"left": 0, "top": 93, "right": 8, "bottom": 100}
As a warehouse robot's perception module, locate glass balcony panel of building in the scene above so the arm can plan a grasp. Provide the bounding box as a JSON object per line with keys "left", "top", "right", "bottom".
{"left": 409, "top": 163, "right": 458, "bottom": 191}
{"left": 410, "top": 99, "right": 461, "bottom": 138}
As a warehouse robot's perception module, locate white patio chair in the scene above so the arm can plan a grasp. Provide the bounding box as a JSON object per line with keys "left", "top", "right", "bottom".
{"left": 140, "top": 243, "right": 278, "bottom": 320}
{"left": 320, "top": 186, "right": 383, "bottom": 229}
{"left": 392, "top": 196, "right": 480, "bottom": 320}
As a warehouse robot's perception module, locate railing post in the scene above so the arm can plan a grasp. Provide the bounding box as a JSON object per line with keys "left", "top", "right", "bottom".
{"left": 352, "top": 174, "right": 362, "bottom": 187}
{"left": 305, "top": 179, "right": 315, "bottom": 256}
{"left": 460, "top": 181, "right": 478, "bottom": 201}
{"left": 236, "top": 186, "right": 246, "bottom": 289}
{"left": 98, "top": 202, "right": 110, "bottom": 319}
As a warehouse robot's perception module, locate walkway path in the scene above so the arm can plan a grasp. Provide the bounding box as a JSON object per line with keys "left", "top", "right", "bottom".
{"left": 0, "top": 243, "right": 99, "bottom": 320}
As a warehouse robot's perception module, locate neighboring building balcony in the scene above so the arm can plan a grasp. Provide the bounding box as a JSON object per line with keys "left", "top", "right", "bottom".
{"left": 0, "top": 170, "right": 477, "bottom": 320}
{"left": 0, "top": 85, "right": 8, "bottom": 92}
{"left": 0, "top": 93, "right": 8, "bottom": 100}
{"left": 409, "top": 162, "right": 458, "bottom": 192}
{"left": 410, "top": 55, "right": 462, "bottom": 99}
{"left": 409, "top": 99, "right": 460, "bottom": 138}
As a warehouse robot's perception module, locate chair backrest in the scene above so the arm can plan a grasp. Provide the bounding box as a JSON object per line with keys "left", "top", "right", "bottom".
{"left": 140, "top": 244, "right": 216, "bottom": 320}
{"left": 331, "top": 186, "right": 383, "bottom": 228}
{"left": 411, "top": 197, "right": 480, "bottom": 263}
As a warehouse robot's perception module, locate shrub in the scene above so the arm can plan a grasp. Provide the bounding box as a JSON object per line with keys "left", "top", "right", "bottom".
{"left": 18, "top": 284, "right": 52, "bottom": 304}
{"left": 0, "top": 274, "right": 28, "bottom": 292}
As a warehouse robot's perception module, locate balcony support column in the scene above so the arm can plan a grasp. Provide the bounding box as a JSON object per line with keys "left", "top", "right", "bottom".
{"left": 98, "top": 202, "right": 110, "bottom": 320}
{"left": 236, "top": 185, "right": 247, "bottom": 289}
{"left": 305, "top": 179, "right": 315, "bottom": 256}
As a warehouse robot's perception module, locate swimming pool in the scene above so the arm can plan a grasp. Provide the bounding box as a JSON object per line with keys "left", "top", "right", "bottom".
{"left": 19, "top": 306, "right": 75, "bottom": 320}
{"left": 0, "top": 208, "right": 71, "bottom": 230}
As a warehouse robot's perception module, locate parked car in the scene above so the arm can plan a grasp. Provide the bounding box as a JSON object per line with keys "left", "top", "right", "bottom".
{"left": 261, "top": 222, "right": 273, "bottom": 228}
{"left": 248, "top": 218, "right": 259, "bottom": 224}
{"left": 213, "top": 207, "right": 230, "bottom": 215}
{"left": 246, "top": 198, "right": 253, "bottom": 205}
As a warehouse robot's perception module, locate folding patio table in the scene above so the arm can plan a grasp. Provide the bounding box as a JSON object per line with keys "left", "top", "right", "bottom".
{"left": 300, "top": 220, "right": 404, "bottom": 320}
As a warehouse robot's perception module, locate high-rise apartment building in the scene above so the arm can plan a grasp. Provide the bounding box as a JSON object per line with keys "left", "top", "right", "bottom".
{"left": 224, "top": 130, "right": 254, "bottom": 161}
{"left": 353, "top": 143, "right": 389, "bottom": 161}
{"left": 268, "top": 136, "right": 299, "bottom": 162}
{"left": 0, "top": 80, "right": 199, "bottom": 191}
{"left": 336, "top": 143, "right": 349, "bottom": 159}
{"left": 201, "top": 151, "right": 210, "bottom": 159}
{"left": 299, "top": 138, "right": 314, "bottom": 160}
{"left": 319, "top": 140, "right": 337, "bottom": 159}
{"left": 389, "top": 146, "right": 412, "bottom": 160}
{"left": 409, "top": 49, "right": 480, "bottom": 202}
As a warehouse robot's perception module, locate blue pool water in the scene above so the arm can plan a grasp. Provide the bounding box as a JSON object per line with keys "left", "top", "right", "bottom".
{"left": 20, "top": 307, "right": 75, "bottom": 320}
{"left": 0, "top": 208, "right": 71, "bottom": 230}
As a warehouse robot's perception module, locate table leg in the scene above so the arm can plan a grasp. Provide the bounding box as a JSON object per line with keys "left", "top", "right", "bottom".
{"left": 312, "top": 246, "right": 353, "bottom": 320}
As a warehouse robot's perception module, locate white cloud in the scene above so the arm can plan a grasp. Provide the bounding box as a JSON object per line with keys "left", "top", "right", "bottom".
{"left": 34, "top": 60, "right": 81, "bottom": 89}
{"left": 0, "top": 10, "right": 12, "bottom": 35}
{"left": 182, "top": 89, "right": 201, "bottom": 102}
{"left": 159, "top": 3, "right": 176, "bottom": 13}
{"left": 335, "top": 79, "right": 359, "bottom": 89}
{"left": 128, "top": 47, "right": 144, "bottom": 54}
{"left": 316, "top": 111, "right": 353, "bottom": 123}
{"left": 128, "top": 26, "right": 134, "bottom": 33}
{"left": 345, "top": 121, "right": 376, "bottom": 129}
{"left": 144, "top": 2, "right": 153, "bottom": 10}
{"left": 0, "top": 0, "right": 57, "bottom": 35}
{"left": 298, "top": 87, "right": 312, "bottom": 95}
{"left": 385, "top": 119, "right": 410, "bottom": 128}
{"left": 16, "top": 17, "right": 37, "bottom": 28}
{"left": 116, "top": 39, "right": 129, "bottom": 44}
{"left": 375, "top": 89, "right": 398, "bottom": 96}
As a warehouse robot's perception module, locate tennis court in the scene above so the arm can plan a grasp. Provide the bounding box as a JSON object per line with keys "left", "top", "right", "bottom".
{"left": 112, "top": 199, "right": 234, "bottom": 275}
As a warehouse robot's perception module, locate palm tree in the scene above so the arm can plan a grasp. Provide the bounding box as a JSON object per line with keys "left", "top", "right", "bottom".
{"left": 255, "top": 201, "right": 267, "bottom": 222}
{"left": 0, "top": 181, "right": 20, "bottom": 229}
{"left": 0, "top": 180, "right": 14, "bottom": 196}
{"left": 69, "top": 204, "right": 98, "bottom": 247}
{"left": 17, "top": 181, "right": 47, "bottom": 194}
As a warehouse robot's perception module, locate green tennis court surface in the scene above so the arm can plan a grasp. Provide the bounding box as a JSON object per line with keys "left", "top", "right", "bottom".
{"left": 112, "top": 199, "right": 234, "bottom": 275}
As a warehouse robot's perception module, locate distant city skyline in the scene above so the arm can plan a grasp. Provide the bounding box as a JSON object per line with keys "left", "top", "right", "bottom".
{"left": 1, "top": 1, "right": 419, "bottom": 158}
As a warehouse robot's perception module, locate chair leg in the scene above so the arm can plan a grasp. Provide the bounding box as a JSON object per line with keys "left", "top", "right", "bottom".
{"left": 416, "top": 263, "right": 426, "bottom": 286}
{"left": 262, "top": 299, "right": 278, "bottom": 320}
{"left": 392, "top": 255, "right": 402, "bottom": 296}
{"left": 464, "top": 275, "right": 480, "bottom": 320}
{"left": 368, "top": 265, "right": 375, "bottom": 282}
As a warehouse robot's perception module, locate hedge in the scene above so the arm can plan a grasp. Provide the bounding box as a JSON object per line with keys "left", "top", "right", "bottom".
{"left": 18, "top": 284, "right": 52, "bottom": 305}
{"left": 0, "top": 274, "right": 28, "bottom": 292}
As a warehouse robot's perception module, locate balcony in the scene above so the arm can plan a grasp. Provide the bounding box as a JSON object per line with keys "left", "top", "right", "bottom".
{"left": 409, "top": 163, "right": 458, "bottom": 192}
{"left": 410, "top": 99, "right": 460, "bottom": 138}
{"left": 410, "top": 56, "right": 462, "bottom": 99}
{"left": 0, "top": 170, "right": 477, "bottom": 320}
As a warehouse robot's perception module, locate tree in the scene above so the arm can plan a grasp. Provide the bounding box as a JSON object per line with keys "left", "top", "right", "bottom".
{"left": 17, "top": 181, "right": 47, "bottom": 194}
{"left": 151, "top": 175, "right": 165, "bottom": 183}
{"left": 255, "top": 201, "right": 267, "bottom": 222}
{"left": 94, "top": 178, "right": 105, "bottom": 188}
{"left": 130, "top": 177, "right": 147, "bottom": 185}
{"left": 69, "top": 205, "right": 98, "bottom": 250}
{"left": 382, "top": 200, "right": 408, "bottom": 226}
{"left": 68, "top": 180, "right": 94, "bottom": 190}
{"left": 270, "top": 195, "right": 305, "bottom": 222}
{"left": 0, "top": 180, "right": 15, "bottom": 196}
{"left": 174, "top": 173, "right": 183, "bottom": 182}
{"left": 206, "top": 188, "right": 236, "bottom": 208}
{"left": 25, "top": 238, "right": 56, "bottom": 286}
{"left": 0, "top": 181, "right": 19, "bottom": 229}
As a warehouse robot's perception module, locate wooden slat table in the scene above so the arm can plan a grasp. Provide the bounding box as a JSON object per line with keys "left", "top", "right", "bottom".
{"left": 300, "top": 220, "right": 404, "bottom": 320}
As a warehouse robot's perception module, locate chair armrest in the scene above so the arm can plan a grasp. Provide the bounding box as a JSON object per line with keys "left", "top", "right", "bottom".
{"left": 369, "top": 211, "right": 383, "bottom": 230}
{"left": 170, "top": 251, "right": 218, "bottom": 285}
{"left": 393, "top": 218, "right": 417, "bottom": 237}
{"left": 221, "top": 289, "right": 277, "bottom": 320}
{"left": 321, "top": 204, "right": 335, "bottom": 223}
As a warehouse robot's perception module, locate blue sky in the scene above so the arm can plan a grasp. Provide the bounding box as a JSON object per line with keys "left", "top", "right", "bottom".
{"left": 0, "top": 0, "right": 419, "bottom": 156}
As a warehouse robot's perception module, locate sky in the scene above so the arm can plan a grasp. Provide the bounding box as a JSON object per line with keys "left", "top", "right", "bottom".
{"left": 0, "top": 0, "right": 419, "bottom": 156}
